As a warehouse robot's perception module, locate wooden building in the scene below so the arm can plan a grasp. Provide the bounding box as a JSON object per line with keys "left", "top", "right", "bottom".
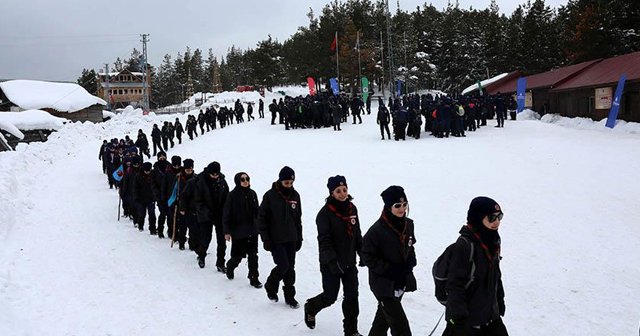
{"left": 97, "top": 69, "right": 150, "bottom": 109}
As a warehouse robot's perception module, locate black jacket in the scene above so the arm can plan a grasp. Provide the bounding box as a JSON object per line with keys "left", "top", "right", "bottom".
{"left": 132, "top": 171, "right": 158, "bottom": 204}
{"left": 258, "top": 182, "right": 302, "bottom": 244}
{"left": 445, "top": 225, "right": 504, "bottom": 326}
{"left": 222, "top": 175, "right": 259, "bottom": 239}
{"left": 361, "top": 210, "right": 417, "bottom": 298}
{"left": 185, "top": 170, "right": 229, "bottom": 224}
{"left": 316, "top": 197, "right": 362, "bottom": 268}
{"left": 176, "top": 170, "right": 198, "bottom": 213}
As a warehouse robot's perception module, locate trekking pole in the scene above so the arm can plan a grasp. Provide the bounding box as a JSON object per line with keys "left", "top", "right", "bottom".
{"left": 427, "top": 312, "right": 445, "bottom": 336}
{"left": 117, "top": 196, "right": 121, "bottom": 221}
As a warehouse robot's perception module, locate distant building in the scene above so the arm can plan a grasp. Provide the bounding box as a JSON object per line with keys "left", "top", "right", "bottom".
{"left": 484, "top": 51, "right": 640, "bottom": 122}
{"left": 0, "top": 79, "right": 107, "bottom": 123}
{"left": 97, "top": 69, "right": 151, "bottom": 109}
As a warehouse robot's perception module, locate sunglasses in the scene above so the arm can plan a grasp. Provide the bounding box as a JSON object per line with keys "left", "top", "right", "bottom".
{"left": 488, "top": 212, "right": 504, "bottom": 223}
{"left": 240, "top": 176, "right": 250, "bottom": 182}
{"left": 392, "top": 202, "right": 408, "bottom": 209}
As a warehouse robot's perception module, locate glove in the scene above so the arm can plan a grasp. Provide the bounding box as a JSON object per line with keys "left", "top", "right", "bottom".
{"left": 328, "top": 260, "right": 344, "bottom": 275}
{"left": 263, "top": 241, "right": 272, "bottom": 252}
{"left": 447, "top": 318, "right": 469, "bottom": 336}
{"left": 295, "top": 240, "right": 302, "bottom": 251}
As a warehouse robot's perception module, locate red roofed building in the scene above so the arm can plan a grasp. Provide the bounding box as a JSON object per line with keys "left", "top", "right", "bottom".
{"left": 483, "top": 52, "right": 640, "bottom": 121}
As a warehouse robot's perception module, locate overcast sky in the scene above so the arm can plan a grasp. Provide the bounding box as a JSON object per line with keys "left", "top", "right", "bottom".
{"left": 1, "top": 0, "right": 567, "bottom": 82}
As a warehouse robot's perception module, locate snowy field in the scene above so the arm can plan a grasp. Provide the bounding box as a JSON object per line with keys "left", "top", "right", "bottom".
{"left": 1, "top": 102, "right": 640, "bottom": 336}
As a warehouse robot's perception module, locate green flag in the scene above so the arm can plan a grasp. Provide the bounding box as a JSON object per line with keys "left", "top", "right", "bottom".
{"left": 361, "top": 76, "right": 369, "bottom": 103}
{"left": 476, "top": 80, "right": 484, "bottom": 96}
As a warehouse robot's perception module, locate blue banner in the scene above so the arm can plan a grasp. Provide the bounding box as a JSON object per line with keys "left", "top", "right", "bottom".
{"left": 396, "top": 80, "right": 403, "bottom": 96}
{"left": 167, "top": 181, "right": 178, "bottom": 207}
{"left": 605, "top": 74, "right": 627, "bottom": 129}
{"left": 516, "top": 77, "right": 527, "bottom": 113}
{"left": 329, "top": 78, "right": 339, "bottom": 96}
{"left": 112, "top": 164, "right": 124, "bottom": 182}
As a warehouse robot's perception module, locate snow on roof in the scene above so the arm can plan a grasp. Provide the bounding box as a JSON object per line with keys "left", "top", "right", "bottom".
{"left": 461, "top": 73, "right": 509, "bottom": 95}
{"left": 0, "top": 110, "right": 67, "bottom": 132}
{"left": 0, "top": 120, "right": 24, "bottom": 140}
{"left": 98, "top": 72, "right": 144, "bottom": 76}
{"left": 0, "top": 80, "right": 107, "bottom": 113}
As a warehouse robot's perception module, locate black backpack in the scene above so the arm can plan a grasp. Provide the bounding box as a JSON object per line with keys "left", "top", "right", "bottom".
{"left": 432, "top": 236, "right": 475, "bottom": 305}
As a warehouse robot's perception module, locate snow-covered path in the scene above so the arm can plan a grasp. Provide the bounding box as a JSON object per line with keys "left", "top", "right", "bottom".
{"left": 1, "top": 107, "right": 640, "bottom": 335}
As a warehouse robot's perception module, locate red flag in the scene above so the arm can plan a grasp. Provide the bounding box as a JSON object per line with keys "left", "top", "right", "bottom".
{"left": 307, "top": 77, "right": 316, "bottom": 96}
{"left": 330, "top": 35, "right": 337, "bottom": 51}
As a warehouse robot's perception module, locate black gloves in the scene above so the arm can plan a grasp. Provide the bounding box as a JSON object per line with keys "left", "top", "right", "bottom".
{"left": 447, "top": 318, "right": 469, "bottom": 336}
{"left": 296, "top": 240, "right": 302, "bottom": 251}
{"left": 328, "top": 260, "right": 345, "bottom": 275}
{"left": 263, "top": 241, "right": 272, "bottom": 252}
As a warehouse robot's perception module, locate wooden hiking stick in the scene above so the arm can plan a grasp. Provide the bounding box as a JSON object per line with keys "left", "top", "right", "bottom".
{"left": 170, "top": 178, "right": 180, "bottom": 248}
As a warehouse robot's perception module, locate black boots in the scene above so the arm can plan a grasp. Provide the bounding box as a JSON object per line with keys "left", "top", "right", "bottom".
{"left": 197, "top": 255, "right": 205, "bottom": 269}
{"left": 304, "top": 300, "right": 317, "bottom": 329}
{"left": 265, "top": 276, "right": 279, "bottom": 302}
{"left": 226, "top": 257, "right": 239, "bottom": 280}
{"left": 249, "top": 277, "right": 263, "bottom": 289}
{"left": 284, "top": 285, "right": 299, "bottom": 309}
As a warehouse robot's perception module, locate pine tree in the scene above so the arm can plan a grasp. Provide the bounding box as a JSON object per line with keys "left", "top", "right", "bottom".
{"left": 77, "top": 68, "right": 98, "bottom": 95}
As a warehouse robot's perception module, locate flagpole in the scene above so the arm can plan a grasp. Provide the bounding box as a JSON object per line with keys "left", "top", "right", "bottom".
{"left": 380, "top": 31, "right": 384, "bottom": 99}
{"left": 357, "top": 31, "right": 362, "bottom": 97}
{"left": 335, "top": 31, "right": 340, "bottom": 91}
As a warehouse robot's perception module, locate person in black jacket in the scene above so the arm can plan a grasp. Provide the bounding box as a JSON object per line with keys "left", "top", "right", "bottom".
{"left": 223, "top": 172, "right": 262, "bottom": 288}
{"left": 151, "top": 124, "right": 162, "bottom": 155}
{"left": 174, "top": 118, "right": 184, "bottom": 144}
{"left": 258, "top": 166, "right": 303, "bottom": 308}
{"left": 377, "top": 98, "right": 391, "bottom": 140}
{"left": 152, "top": 152, "right": 169, "bottom": 237}
{"left": 304, "top": 175, "right": 363, "bottom": 336}
{"left": 187, "top": 161, "right": 229, "bottom": 270}
{"left": 160, "top": 156, "right": 181, "bottom": 239}
{"left": 361, "top": 186, "right": 417, "bottom": 336}
{"left": 132, "top": 162, "right": 159, "bottom": 233}
{"left": 442, "top": 197, "right": 508, "bottom": 336}
{"left": 173, "top": 158, "right": 196, "bottom": 250}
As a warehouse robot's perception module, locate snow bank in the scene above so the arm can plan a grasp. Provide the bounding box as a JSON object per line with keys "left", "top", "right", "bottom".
{"left": 540, "top": 113, "right": 640, "bottom": 134}
{"left": 0, "top": 80, "right": 107, "bottom": 112}
{"left": 517, "top": 109, "right": 541, "bottom": 120}
{"left": 206, "top": 91, "right": 262, "bottom": 104}
{"left": 0, "top": 110, "right": 67, "bottom": 132}
{"left": 461, "top": 73, "right": 509, "bottom": 95}
{"left": 120, "top": 105, "right": 144, "bottom": 116}
{"left": 102, "top": 110, "right": 117, "bottom": 119}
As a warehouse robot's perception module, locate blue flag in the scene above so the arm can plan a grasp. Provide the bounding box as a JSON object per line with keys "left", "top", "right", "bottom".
{"left": 112, "top": 164, "right": 124, "bottom": 182}
{"left": 330, "top": 78, "right": 340, "bottom": 96}
{"left": 167, "top": 181, "right": 178, "bottom": 207}
{"left": 606, "top": 74, "right": 627, "bottom": 129}
{"left": 516, "top": 77, "right": 527, "bottom": 113}
{"left": 396, "top": 80, "right": 403, "bottom": 96}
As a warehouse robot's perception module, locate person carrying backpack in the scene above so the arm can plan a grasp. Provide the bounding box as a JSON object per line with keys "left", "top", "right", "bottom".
{"left": 440, "top": 196, "right": 508, "bottom": 336}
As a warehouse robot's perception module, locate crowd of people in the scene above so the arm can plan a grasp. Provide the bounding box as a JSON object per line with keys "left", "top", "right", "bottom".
{"left": 97, "top": 108, "right": 509, "bottom": 335}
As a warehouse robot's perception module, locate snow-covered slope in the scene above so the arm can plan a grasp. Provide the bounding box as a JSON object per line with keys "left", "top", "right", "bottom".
{"left": 1, "top": 105, "right": 639, "bottom": 336}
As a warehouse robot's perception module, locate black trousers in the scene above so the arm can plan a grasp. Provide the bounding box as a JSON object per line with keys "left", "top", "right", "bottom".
{"left": 379, "top": 123, "right": 390, "bottom": 139}
{"left": 368, "top": 295, "right": 411, "bottom": 336}
{"left": 195, "top": 221, "right": 226, "bottom": 267}
{"left": 152, "top": 140, "right": 162, "bottom": 155}
{"left": 266, "top": 241, "right": 297, "bottom": 298}
{"left": 442, "top": 318, "right": 508, "bottom": 336}
{"left": 135, "top": 202, "right": 156, "bottom": 231}
{"left": 156, "top": 203, "right": 168, "bottom": 234}
{"left": 307, "top": 265, "right": 359, "bottom": 335}
{"left": 227, "top": 235, "right": 259, "bottom": 278}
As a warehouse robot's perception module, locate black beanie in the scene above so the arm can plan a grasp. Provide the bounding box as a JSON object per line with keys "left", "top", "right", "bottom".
{"left": 278, "top": 166, "right": 295, "bottom": 181}
{"left": 234, "top": 172, "right": 249, "bottom": 187}
{"left": 132, "top": 156, "right": 142, "bottom": 166}
{"left": 171, "top": 155, "right": 182, "bottom": 166}
{"left": 467, "top": 196, "right": 501, "bottom": 226}
{"left": 380, "top": 186, "right": 407, "bottom": 208}
{"left": 207, "top": 161, "right": 221, "bottom": 174}
{"left": 327, "top": 175, "right": 347, "bottom": 193}
{"left": 183, "top": 159, "right": 194, "bottom": 169}
{"left": 142, "top": 162, "right": 153, "bottom": 172}
{"left": 157, "top": 151, "right": 167, "bottom": 159}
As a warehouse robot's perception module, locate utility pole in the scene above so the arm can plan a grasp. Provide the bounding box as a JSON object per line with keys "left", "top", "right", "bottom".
{"left": 140, "top": 33, "right": 150, "bottom": 111}
{"left": 104, "top": 63, "right": 111, "bottom": 110}
{"left": 357, "top": 31, "right": 362, "bottom": 96}
{"left": 380, "top": 31, "right": 385, "bottom": 98}
{"left": 385, "top": 0, "right": 395, "bottom": 98}
{"left": 404, "top": 31, "right": 408, "bottom": 95}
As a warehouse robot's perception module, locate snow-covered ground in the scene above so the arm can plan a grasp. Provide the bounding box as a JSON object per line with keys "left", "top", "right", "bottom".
{"left": 1, "top": 103, "right": 640, "bottom": 336}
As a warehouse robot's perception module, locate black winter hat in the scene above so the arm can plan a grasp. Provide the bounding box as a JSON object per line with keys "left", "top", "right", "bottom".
{"left": 157, "top": 151, "right": 167, "bottom": 159}
{"left": 278, "top": 166, "right": 295, "bottom": 181}
{"left": 142, "top": 162, "right": 153, "bottom": 172}
{"left": 327, "top": 175, "right": 347, "bottom": 193}
{"left": 132, "top": 156, "right": 142, "bottom": 166}
{"left": 171, "top": 155, "right": 182, "bottom": 166}
{"left": 234, "top": 172, "right": 249, "bottom": 186}
{"left": 183, "top": 159, "right": 194, "bottom": 169}
{"left": 467, "top": 196, "right": 502, "bottom": 226}
{"left": 380, "top": 186, "right": 407, "bottom": 208}
{"left": 207, "top": 161, "right": 221, "bottom": 174}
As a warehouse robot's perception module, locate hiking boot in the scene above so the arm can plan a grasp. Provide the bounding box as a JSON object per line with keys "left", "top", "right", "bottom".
{"left": 265, "top": 283, "right": 278, "bottom": 302}
{"left": 216, "top": 265, "right": 227, "bottom": 274}
{"left": 158, "top": 231, "right": 165, "bottom": 239}
{"left": 226, "top": 266, "right": 235, "bottom": 280}
{"left": 249, "top": 277, "right": 263, "bottom": 289}
{"left": 304, "top": 301, "right": 316, "bottom": 329}
{"left": 197, "top": 256, "right": 205, "bottom": 269}
{"left": 178, "top": 242, "right": 185, "bottom": 250}
{"left": 285, "top": 297, "right": 300, "bottom": 309}
{"left": 150, "top": 228, "right": 157, "bottom": 235}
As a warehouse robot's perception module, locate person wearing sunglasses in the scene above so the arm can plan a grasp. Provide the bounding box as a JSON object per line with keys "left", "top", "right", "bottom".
{"left": 258, "top": 166, "right": 303, "bottom": 309}
{"left": 361, "top": 186, "right": 417, "bottom": 336}
{"left": 443, "top": 196, "right": 508, "bottom": 336}
{"left": 222, "top": 172, "right": 263, "bottom": 289}
{"left": 304, "top": 175, "right": 363, "bottom": 336}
